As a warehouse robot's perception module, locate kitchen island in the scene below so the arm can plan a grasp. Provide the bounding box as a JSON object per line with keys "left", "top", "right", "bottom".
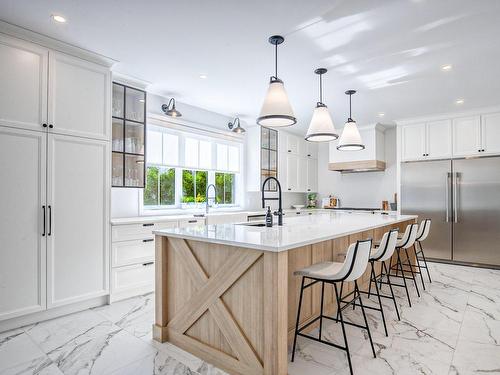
{"left": 152, "top": 211, "right": 417, "bottom": 375}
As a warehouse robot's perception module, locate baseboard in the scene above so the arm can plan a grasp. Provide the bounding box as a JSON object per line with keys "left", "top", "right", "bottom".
{"left": 427, "top": 258, "right": 500, "bottom": 270}
{"left": 0, "top": 295, "right": 109, "bottom": 333}
{"left": 109, "top": 285, "right": 154, "bottom": 303}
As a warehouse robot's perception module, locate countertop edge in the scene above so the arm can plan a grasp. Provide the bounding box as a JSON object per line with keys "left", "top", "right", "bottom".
{"left": 153, "top": 215, "right": 417, "bottom": 253}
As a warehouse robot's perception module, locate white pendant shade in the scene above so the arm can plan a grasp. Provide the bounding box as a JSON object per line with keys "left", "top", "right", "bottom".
{"left": 257, "top": 80, "right": 296, "bottom": 127}
{"left": 305, "top": 105, "right": 338, "bottom": 142}
{"left": 337, "top": 120, "right": 365, "bottom": 151}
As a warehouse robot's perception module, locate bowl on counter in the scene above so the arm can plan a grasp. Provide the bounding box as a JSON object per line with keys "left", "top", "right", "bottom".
{"left": 292, "top": 205, "right": 305, "bottom": 210}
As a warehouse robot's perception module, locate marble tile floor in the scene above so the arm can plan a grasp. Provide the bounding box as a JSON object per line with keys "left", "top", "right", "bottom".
{"left": 0, "top": 262, "right": 499, "bottom": 375}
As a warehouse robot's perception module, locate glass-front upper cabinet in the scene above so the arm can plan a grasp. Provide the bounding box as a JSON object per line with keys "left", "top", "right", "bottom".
{"left": 112, "top": 83, "right": 146, "bottom": 187}
{"left": 261, "top": 127, "right": 278, "bottom": 191}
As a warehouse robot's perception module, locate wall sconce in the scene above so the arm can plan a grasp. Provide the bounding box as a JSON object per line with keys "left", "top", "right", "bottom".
{"left": 228, "top": 117, "right": 246, "bottom": 134}
{"left": 161, "top": 98, "right": 182, "bottom": 117}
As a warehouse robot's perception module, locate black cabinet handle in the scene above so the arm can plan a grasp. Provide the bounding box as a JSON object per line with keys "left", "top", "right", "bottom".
{"left": 307, "top": 154, "right": 311, "bottom": 157}
{"left": 142, "top": 223, "right": 154, "bottom": 227}
{"left": 142, "top": 261, "right": 154, "bottom": 266}
{"left": 287, "top": 188, "right": 291, "bottom": 191}
{"left": 142, "top": 238, "right": 154, "bottom": 243}
{"left": 188, "top": 220, "right": 197, "bottom": 223}
{"left": 42, "top": 123, "right": 47, "bottom": 128}
{"left": 48, "top": 205, "right": 52, "bottom": 236}
{"left": 288, "top": 150, "right": 291, "bottom": 153}
{"left": 42, "top": 206, "right": 46, "bottom": 236}
{"left": 48, "top": 124, "right": 53, "bottom": 129}
{"left": 307, "top": 189, "right": 311, "bottom": 192}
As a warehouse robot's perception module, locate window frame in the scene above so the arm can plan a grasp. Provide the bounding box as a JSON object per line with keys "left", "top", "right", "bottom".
{"left": 139, "top": 123, "right": 243, "bottom": 213}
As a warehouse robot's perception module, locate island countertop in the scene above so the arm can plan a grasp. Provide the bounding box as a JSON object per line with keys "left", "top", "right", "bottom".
{"left": 153, "top": 211, "right": 417, "bottom": 252}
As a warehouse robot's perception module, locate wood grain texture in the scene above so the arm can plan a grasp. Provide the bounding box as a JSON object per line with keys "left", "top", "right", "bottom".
{"left": 154, "top": 219, "right": 416, "bottom": 375}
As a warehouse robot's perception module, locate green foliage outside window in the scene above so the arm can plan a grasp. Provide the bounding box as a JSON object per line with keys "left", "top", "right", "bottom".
{"left": 215, "top": 172, "right": 234, "bottom": 204}
{"left": 144, "top": 166, "right": 175, "bottom": 206}
{"left": 182, "top": 170, "right": 207, "bottom": 203}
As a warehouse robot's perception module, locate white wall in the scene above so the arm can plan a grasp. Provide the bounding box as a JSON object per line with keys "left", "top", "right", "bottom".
{"left": 317, "top": 128, "right": 397, "bottom": 208}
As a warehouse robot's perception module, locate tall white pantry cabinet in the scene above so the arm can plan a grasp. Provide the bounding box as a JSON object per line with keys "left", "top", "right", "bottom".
{"left": 0, "top": 32, "right": 112, "bottom": 323}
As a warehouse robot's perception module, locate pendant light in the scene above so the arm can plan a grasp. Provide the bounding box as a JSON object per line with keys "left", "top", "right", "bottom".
{"left": 256, "top": 35, "right": 296, "bottom": 127}
{"left": 337, "top": 90, "right": 365, "bottom": 151}
{"left": 161, "top": 98, "right": 182, "bottom": 117}
{"left": 228, "top": 117, "right": 246, "bottom": 134}
{"left": 305, "top": 68, "right": 338, "bottom": 142}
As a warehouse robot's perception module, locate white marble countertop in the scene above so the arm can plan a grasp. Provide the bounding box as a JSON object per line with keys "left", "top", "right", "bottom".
{"left": 153, "top": 211, "right": 417, "bottom": 252}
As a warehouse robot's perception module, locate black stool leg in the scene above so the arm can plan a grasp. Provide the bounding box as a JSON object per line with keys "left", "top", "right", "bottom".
{"left": 355, "top": 281, "right": 376, "bottom": 358}
{"left": 404, "top": 247, "right": 420, "bottom": 297}
{"left": 383, "top": 261, "right": 400, "bottom": 321}
{"left": 291, "top": 277, "right": 305, "bottom": 362}
{"left": 397, "top": 248, "right": 412, "bottom": 307}
{"left": 371, "top": 262, "right": 388, "bottom": 336}
{"left": 336, "top": 281, "right": 344, "bottom": 321}
{"left": 319, "top": 281, "right": 325, "bottom": 340}
{"left": 413, "top": 244, "right": 426, "bottom": 290}
{"left": 334, "top": 282, "right": 353, "bottom": 375}
{"left": 368, "top": 262, "right": 374, "bottom": 299}
{"left": 419, "top": 242, "right": 432, "bottom": 283}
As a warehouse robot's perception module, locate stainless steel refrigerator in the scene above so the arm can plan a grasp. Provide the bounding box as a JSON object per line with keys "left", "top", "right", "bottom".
{"left": 401, "top": 156, "right": 500, "bottom": 267}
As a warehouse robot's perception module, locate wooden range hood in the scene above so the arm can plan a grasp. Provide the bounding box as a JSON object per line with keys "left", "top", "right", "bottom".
{"left": 328, "top": 124, "right": 387, "bottom": 173}
{"left": 328, "top": 159, "right": 386, "bottom": 173}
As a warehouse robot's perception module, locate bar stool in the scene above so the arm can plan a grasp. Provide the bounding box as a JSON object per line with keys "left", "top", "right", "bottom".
{"left": 415, "top": 219, "right": 432, "bottom": 283}
{"left": 291, "top": 239, "right": 375, "bottom": 375}
{"left": 388, "top": 223, "right": 419, "bottom": 307}
{"left": 364, "top": 229, "right": 401, "bottom": 336}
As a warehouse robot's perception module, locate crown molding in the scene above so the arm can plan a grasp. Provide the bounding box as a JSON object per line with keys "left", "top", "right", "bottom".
{"left": 112, "top": 71, "right": 151, "bottom": 90}
{"left": 396, "top": 105, "right": 500, "bottom": 126}
{"left": 0, "top": 19, "right": 117, "bottom": 67}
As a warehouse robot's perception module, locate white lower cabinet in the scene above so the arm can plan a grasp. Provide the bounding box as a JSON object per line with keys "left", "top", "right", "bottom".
{"left": 0, "top": 127, "right": 47, "bottom": 321}
{"left": 111, "top": 263, "right": 155, "bottom": 295}
{"left": 110, "top": 220, "right": 177, "bottom": 302}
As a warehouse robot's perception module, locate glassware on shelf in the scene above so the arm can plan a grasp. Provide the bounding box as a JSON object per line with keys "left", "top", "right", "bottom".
{"left": 125, "top": 87, "right": 145, "bottom": 122}
{"left": 112, "top": 152, "right": 124, "bottom": 186}
{"left": 125, "top": 121, "right": 145, "bottom": 155}
{"left": 125, "top": 154, "right": 144, "bottom": 187}
{"left": 112, "top": 84, "right": 124, "bottom": 118}
{"left": 112, "top": 119, "right": 124, "bottom": 152}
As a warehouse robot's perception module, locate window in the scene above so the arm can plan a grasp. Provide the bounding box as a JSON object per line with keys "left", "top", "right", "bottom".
{"left": 142, "top": 124, "right": 242, "bottom": 210}
{"left": 215, "top": 173, "right": 234, "bottom": 204}
{"left": 144, "top": 166, "right": 175, "bottom": 207}
{"left": 182, "top": 169, "right": 207, "bottom": 203}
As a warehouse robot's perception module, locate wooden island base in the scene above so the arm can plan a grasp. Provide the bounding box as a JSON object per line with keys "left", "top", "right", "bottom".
{"left": 153, "top": 219, "right": 416, "bottom": 375}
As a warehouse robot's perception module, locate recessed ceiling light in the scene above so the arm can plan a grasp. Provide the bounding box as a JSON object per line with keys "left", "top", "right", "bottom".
{"left": 51, "top": 14, "right": 67, "bottom": 23}
{"left": 456, "top": 98, "right": 464, "bottom": 105}
{"left": 441, "top": 64, "right": 452, "bottom": 71}
{"left": 199, "top": 74, "right": 207, "bottom": 79}
{"left": 378, "top": 112, "right": 385, "bottom": 117}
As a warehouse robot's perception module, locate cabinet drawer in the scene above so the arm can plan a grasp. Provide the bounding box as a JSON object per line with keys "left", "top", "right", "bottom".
{"left": 112, "top": 239, "right": 154, "bottom": 267}
{"left": 111, "top": 263, "right": 154, "bottom": 293}
{"left": 112, "top": 221, "right": 177, "bottom": 241}
{"left": 178, "top": 218, "right": 205, "bottom": 227}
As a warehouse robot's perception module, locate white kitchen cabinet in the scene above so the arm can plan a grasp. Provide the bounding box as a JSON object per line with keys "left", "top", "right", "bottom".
{"left": 0, "top": 34, "right": 48, "bottom": 132}
{"left": 46, "top": 134, "right": 110, "bottom": 308}
{"left": 306, "top": 158, "right": 318, "bottom": 192}
{"left": 178, "top": 218, "right": 206, "bottom": 227}
{"left": 48, "top": 52, "right": 111, "bottom": 140}
{"left": 112, "top": 239, "right": 155, "bottom": 268}
{"left": 280, "top": 132, "right": 301, "bottom": 155}
{"left": 427, "top": 120, "right": 452, "bottom": 159}
{"left": 401, "top": 123, "right": 427, "bottom": 161}
{"left": 285, "top": 153, "right": 299, "bottom": 191}
{"left": 305, "top": 142, "right": 318, "bottom": 159}
{"left": 0, "top": 127, "right": 46, "bottom": 321}
{"left": 297, "top": 157, "right": 307, "bottom": 192}
{"left": 111, "top": 263, "right": 155, "bottom": 296}
{"left": 452, "top": 116, "right": 481, "bottom": 157}
{"left": 481, "top": 113, "right": 500, "bottom": 155}
{"left": 401, "top": 121, "right": 452, "bottom": 161}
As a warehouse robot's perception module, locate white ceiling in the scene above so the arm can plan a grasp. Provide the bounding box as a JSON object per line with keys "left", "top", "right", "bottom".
{"left": 1, "top": 0, "right": 500, "bottom": 135}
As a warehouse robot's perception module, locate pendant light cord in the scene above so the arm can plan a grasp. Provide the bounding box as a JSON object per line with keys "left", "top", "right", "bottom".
{"left": 274, "top": 42, "right": 278, "bottom": 79}
{"left": 349, "top": 93, "right": 352, "bottom": 121}
{"left": 319, "top": 73, "right": 323, "bottom": 104}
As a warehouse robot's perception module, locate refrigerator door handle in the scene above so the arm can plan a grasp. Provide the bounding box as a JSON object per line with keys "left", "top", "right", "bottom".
{"left": 446, "top": 172, "right": 451, "bottom": 222}
{"left": 453, "top": 172, "right": 459, "bottom": 223}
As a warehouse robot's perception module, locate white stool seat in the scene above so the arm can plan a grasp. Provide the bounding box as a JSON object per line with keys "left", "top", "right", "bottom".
{"left": 294, "top": 261, "right": 344, "bottom": 280}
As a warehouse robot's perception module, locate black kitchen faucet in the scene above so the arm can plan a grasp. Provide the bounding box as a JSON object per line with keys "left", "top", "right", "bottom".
{"left": 261, "top": 176, "right": 283, "bottom": 226}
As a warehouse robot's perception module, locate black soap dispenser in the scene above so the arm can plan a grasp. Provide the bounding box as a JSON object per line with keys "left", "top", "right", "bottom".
{"left": 265, "top": 206, "right": 273, "bottom": 227}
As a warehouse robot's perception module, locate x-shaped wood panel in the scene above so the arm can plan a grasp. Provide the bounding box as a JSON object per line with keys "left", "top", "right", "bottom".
{"left": 167, "top": 238, "right": 263, "bottom": 373}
